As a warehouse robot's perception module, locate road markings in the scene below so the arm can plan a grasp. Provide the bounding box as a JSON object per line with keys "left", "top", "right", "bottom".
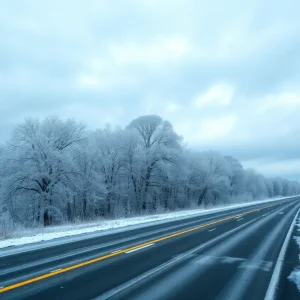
{"left": 262, "top": 214, "right": 268, "bottom": 217}
{"left": 236, "top": 218, "right": 244, "bottom": 221}
{"left": 235, "top": 214, "right": 244, "bottom": 219}
{"left": 0, "top": 202, "right": 280, "bottom": 294}
{"left": 98, "top": 217, "right": 262, "bottom": 300}
{"left": 50, "top": 269, "right": 62, "bottom": 273}
{"left": 111, "top": 250, "right": 122, "bottom": 254}
{"left": 264, "top": 207, "right": 300, "bottom": 300}
{"left": 125, "top": 243, "right": 154, "bottom": 254}
{"left": 208, "top": 228, "right": 216, "bottom": 232}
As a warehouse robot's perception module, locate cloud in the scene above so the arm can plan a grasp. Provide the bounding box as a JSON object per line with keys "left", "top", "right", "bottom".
{"left": 76, "top": 75, "right": 101, "bottom": 88}
{"left": 164, "top": 102, "right": 181, "bottom": 113}
{"left": 1, "top": 0, "right": 300, "bottom": 180}
{"left": 194, "top": 83, "right": 235, "bottom": 108}
{"left": 259, "top": 92, "right": 300, "bottom": 112}
{"left": 242, "top": 159, "right": 300, "bottom": 181}
{"left": 201, "top": 114, "right": 237, "bottom": 140}
{"left": 173, "top": 114, "right": 237, "bottom": 145}
{"left": 75, "top": 37, "right": 192, "bottom": 90}
{"left": 108, "top": 37, "right": 191, "bottom": 66}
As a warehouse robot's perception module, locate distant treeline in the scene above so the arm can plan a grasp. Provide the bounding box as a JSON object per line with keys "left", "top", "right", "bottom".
{"left": 0, "top": 115, "right": 299, "bottom": 230}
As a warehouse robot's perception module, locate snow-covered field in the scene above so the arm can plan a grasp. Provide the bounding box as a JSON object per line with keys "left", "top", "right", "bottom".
{"left": 0, "top": 196, "right": 296, "bottom": 250}
{"left": 289, "top": 215, "right": 300, "bottom": 291}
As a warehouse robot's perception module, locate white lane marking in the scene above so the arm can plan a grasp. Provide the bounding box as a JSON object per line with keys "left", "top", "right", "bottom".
{"left": 262, "top": 214, "right": 268, "bottom": 217}
{"left": 264, "top": 207, "right": 300, "bottom": 300}
{"left": 218, "top": 204, "right": 297, "bottom": 300}
{"left": 235, "top": 215, "right": 243, "bottom": 219}
{"left": 98, "top": 218, "right": 259, "bottom": 300}
{"left": 208, "top": 228, "right": 216, "bottom": 232}
{"left": 125, "top": 243, "right": 154, "bottom": 254}
{"left": 50, "top": 269, "right": 62, "bottom": 273}
{"left": 236, "top": 218, "right": 244, "bottom": 221}
{"left": 111, "top": 250, "right": 122, "bottom": 254}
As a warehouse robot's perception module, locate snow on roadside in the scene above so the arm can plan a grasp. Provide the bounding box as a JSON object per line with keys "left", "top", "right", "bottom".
{"left": 289, "top": 268, "right": 300, "bottom": 291}
{"left": 288, "top": 216, "right": 300, "bottom": 291}
{"left": 0, "top": 196, "right": 296, "bottom": 249}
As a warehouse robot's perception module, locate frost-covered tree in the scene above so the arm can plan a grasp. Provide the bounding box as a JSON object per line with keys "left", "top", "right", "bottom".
{"left": 0, "top": 117, "right": 85, "bottom": 226}
{"left": 0, "top": 115, "right": 299, "bottom": 233}
{"left": 93, "top": 126, "right": 132, "bottom": 217}
{"left": 69, "top": 132, "right": 105, "bottom": 220}
{"left": 194, "top": 151, "right": 230, "bottom": 207}
{"left": 126, "top": 115, "right": 183, "bottom": 212}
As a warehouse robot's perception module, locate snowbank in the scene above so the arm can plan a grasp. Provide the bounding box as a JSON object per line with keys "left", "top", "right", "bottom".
{"left": 0, "top": 196, "right": 297, "bottom": 250}
{"left": 289, "top": 217, "right": 300, "bottom": 291}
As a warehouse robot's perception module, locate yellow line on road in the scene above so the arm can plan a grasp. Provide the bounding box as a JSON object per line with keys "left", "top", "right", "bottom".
{"left": 0, "top": 203, "right": 279, "bottom": 293}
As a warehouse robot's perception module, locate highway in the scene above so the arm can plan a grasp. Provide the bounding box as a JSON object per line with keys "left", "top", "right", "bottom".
{"left": 0, "top": 198, "right": 300, "bottom": 300}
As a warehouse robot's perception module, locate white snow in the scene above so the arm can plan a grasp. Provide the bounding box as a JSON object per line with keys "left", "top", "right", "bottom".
{"left": 0, "top": 196, "right": 296, "bottom": 250}
{"left": 289, "top": 268, "right": 300, "bottom": 291}
{"left": 288, "top": 216, "right": 300, "bottom": 291}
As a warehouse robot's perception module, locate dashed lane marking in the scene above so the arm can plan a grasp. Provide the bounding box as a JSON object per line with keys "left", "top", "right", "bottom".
{"left": 111, "top": 250, "right": 122, "bottom": 254}
{"left": 125, "top": 243, "right": 155, "bottom": 254}
{"left": 50, "top": 269, "right": 62, "bottom": 273}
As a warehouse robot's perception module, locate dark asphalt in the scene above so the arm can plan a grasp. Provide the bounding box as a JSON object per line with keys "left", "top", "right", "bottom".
{"left": 1, "top": 198, "right": 300, "bottom": 300}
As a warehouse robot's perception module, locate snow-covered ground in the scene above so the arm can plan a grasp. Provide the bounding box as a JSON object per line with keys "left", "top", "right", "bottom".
{"left": 0, "top": 196, "right": 296, "bottom": 250}
{"left": 289, "top": 215, "right": 300, "bottom": 291}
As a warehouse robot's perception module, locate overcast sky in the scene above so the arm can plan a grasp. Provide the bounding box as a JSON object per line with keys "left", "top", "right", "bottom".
{"left": 0, "top": 0, "right": 300, "bottom": 180}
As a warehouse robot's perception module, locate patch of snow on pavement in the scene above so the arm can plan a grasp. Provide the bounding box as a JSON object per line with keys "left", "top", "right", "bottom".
{"left": 289, "top": 217, "right": 300, "bottom": 291}
{"left": 289, "top": 267, "right": 300, "bottom": 291}
{"left": 0, "top": 196, "right": 296, "bottom": 249}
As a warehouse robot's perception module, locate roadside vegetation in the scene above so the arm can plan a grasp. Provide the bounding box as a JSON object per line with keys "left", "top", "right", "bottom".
{"left": 1, "top": 115, "right": 299, "bottom": 236}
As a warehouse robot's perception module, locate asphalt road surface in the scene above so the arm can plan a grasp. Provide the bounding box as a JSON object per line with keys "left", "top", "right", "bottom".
{"left": 1, "top": 198, "right": 300, "bottom": 300}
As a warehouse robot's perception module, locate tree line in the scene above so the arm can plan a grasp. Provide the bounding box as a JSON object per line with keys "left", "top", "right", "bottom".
{"left": 0, "top": 115, "right": 299, "bottom": 231}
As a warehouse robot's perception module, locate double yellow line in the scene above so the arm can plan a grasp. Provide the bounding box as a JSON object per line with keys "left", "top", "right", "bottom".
{"left": 0, "top": 203, "right": 279, "bottom": 293}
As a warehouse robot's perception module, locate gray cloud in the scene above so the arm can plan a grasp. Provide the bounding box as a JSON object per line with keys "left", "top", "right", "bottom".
{"left": 1, "top": 0, "right": 300, "bottom": 180}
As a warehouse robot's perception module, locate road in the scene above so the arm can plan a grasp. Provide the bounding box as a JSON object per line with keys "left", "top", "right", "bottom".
{"left": 1, "top": 198, "right": 300, "bottom": 300}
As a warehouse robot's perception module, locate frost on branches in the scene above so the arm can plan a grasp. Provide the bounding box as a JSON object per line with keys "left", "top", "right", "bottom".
{"left": 0, "top": 115, "right": 299, "bottom": 236}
